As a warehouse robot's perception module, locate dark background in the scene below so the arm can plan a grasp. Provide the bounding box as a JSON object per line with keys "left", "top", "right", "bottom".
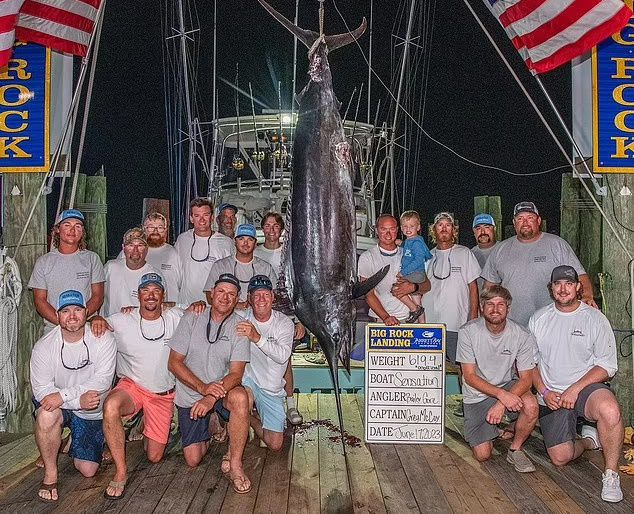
{"left": 77, "top": 0, "right": 573, "bottom": 257}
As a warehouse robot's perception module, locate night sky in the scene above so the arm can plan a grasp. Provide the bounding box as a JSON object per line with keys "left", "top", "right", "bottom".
{"left": 80, "top": 0, "right": 572, "bottom": 257}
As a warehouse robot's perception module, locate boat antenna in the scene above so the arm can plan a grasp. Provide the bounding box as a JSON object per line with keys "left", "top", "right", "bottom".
{"left": 342, "top": 86, "right": 357, "bottom": 121}
{"left": 367, "top": 0, "right": 373, "bottom": 124}
{"left": 319, "top": 0, "right": 325, "bottom": 36}
{"left": 249, "top": 82, "right": 262, "bottom": 175}
{"left": 232, "top": 63, "right": 245, "bottom": 173}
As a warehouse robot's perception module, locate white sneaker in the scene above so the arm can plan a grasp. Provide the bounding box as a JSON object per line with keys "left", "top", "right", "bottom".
{"left": 601, "top": 469, "right": 623, "bottom": 503}
{"left": 286, "top": 407, "right": 303, "bottom": 425}
{"left": 581, "top": 425, "right": 601, "bottom": 450}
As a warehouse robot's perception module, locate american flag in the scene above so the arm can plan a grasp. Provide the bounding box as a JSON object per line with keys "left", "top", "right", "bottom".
{"left": 486, "top": 0, "right": 633, "bottom": 74}
{"left": 0, "top": 0, "right": 101, "bottom": 67}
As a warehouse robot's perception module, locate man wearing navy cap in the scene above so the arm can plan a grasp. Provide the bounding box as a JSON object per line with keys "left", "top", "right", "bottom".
{"left": 217, "top": 203, "right": 238, "bottom": 238}
{"left": 29, "top": 209, "right": 105, "bottom": 333}
{"left": 168, "top": 273, "right": 252, "bottom": 493}
{"left": 471, "top": 213, "right": 499, "bottom": 293}
{"left": 30, "top": 290, "right": 116, "bottom": 502}
{"left": 238, "top": 275, "right": 295, "bottom": 451}
{"left": 203, "top": 224, "right": 276, "bottom": 311}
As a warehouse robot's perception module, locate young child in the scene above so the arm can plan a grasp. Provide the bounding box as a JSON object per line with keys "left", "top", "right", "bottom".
{"left": 397, "top": 210, "right": 432, "bottom": 323}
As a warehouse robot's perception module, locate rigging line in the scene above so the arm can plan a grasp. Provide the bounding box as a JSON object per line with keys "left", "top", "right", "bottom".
{"left": 330, "top": 0, "right": 569, "bottom": 178}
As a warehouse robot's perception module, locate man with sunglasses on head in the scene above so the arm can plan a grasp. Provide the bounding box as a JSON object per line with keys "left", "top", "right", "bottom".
{"left": 91, "top": 274, "right": 183, "bottom": 500}
{"left": 30, "top": 290, "right": 116, "bottom": 503}
{"left": 175, "top": 197, "right": 233, "bottom": 306}
{"left": 168, "top": 273, "right": 252, "bottom": 494}
{"left": 203, "top": 224, "right": 276, "bottom": 311}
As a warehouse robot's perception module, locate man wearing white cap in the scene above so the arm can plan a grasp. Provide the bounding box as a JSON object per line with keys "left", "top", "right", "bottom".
{"left": 103, "top": 228, "right": 160, "bottom": 316}
{"left": 175, "top": 198, "right": 233, "bottom": 306}
{"left": 471, "top": 213, "right": 499, "bottom": 293}
{"left": 483, "top": 201, "right": 594, "bottom": 326}
{"left": 203, "top": 224, "right": 276, "bottom": 311}
{"left": 29, "top": 209, "right": 105, "bottom": 333}
{"left": 30, "top": 290, "right": 116, "bottom": 502}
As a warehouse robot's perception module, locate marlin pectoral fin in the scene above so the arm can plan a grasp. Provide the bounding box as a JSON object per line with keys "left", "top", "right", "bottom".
{"left": 352, "top": 265, "right": 390, "bottom": 299}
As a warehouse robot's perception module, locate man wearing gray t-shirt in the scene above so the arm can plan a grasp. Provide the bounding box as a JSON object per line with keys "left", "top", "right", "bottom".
{"left": 457, "top": 285, "right": 538, "bottom": 472}
{"left": 482, "top": 201, "right": 594, "bottom": 326}
{"left": 168, "top": 273, "right": 252, "bottom": 494}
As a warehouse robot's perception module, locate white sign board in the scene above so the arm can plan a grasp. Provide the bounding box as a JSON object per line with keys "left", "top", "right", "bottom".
{"left": 364, "top": 324, "right": 445, "bottom": 444}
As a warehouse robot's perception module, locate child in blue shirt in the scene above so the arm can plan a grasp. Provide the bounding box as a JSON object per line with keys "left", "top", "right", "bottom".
{"left": 397, "top": 210, "right": 432, "bottom": 322}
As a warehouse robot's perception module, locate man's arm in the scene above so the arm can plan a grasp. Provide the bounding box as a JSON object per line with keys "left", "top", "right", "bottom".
{"left": 86, "top": 282, "right": 105, "bottom": 318}
{"left": 461, "top": 362, "right": 523, "bottom": 411}
{"left": 467, "top": 280, "right": 479, "bottom": 320}
{"left": 219, "top": 361, "right": 247, "bottom": 392}
{"left": 558, "top": 365, "right": 610, "bottom": 410}
{"left": 365, "top": 287, "right": 398, "bottom": 325}
{"left": 32, "top": 288, "right": 58, "bottom": 325}
{"left": 168, "top": 349, "right": 218, "bottom": 396}
{"left": 532, "top": 367, "right": 561, "bottom": 410}
{"left": 578, "top": 273, "right": 598, "bottom": 308}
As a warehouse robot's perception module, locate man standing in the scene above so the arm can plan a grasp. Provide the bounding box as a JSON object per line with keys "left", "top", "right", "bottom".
{"left": 530, "top": 266, "right": 624, "bottom": 503}
{"left": 217, "top": 203, "right": 238, "bottom": 239}
{"left": 358, "top": 214, "right": 429, "bottom": 326}
{"left": 457, "top": 285, "right": 538, "bottom": 471}
{"left": 29, "top": 209, "right": 105, "bottom": 333}
{"left": 103, "top": 228, "right": 159, "bottom": 316}
{"left": 30, "top": 290, "right": 116, "bottom": 502}
{"left": 168, "top": 273, "right": 252, "bottom": 494}
{"left": 175, "top": 198, "right": 233, "bottom": 306}
{"left": 203, "top": 224, "right": 276, "bottom": 311}
{"left": 423, "top": 212, "right": 480, "bottom": 336}
{"left": 239, "top": 275, "right": 295, "bottom": 450}
{"left": 471, "top": 213, "right": 499, "bottom": 292}
{"left": 142, "top": 212, "right": 182, "bottom": 304}
{"left": 94, "top": 274, "right": 183, "bottom": 500}
{"left": 483, "top": 201, "right": 594, "bottom": 326}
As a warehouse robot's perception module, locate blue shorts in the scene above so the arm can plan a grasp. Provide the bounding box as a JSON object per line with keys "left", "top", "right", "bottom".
{"left": 32, "top": 399, "right": 104, "bottom": 464}
{"left": 243, "top": 376, "right": 286, "bottom": 433}
{"left": 177, "top": 399, "right": 231, "bottom": 448}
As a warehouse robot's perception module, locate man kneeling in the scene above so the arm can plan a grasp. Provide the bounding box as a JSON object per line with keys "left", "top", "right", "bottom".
{"left": 238, "top": 275, "right": 295, "bottom": 450}
{"left": 168, "top": 273, "right": 252, "bottom": 494}
{"left": 457, "top": 285, "right": 538, "bottom": 472}
{"left": 30, "top": 291, "right": 116, "bottom": 502}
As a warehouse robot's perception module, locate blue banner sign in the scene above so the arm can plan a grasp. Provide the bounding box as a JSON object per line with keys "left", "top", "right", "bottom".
{"left": 593, "top": 10, "right": 634, "bottom": 173}
{"left": 367, "top": 325, "right": 444, "bottom": 351}
{"left": 0, "top": 42, "right": 50, "bottom": 172}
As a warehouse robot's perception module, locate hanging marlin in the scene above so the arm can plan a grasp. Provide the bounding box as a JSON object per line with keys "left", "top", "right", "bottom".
{"left": 257, "top": 0, "right": 387, "bottom": 445}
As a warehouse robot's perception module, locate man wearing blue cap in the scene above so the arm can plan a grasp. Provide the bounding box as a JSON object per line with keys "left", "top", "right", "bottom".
{"left": 471, "top": 213, "right": 499, "bottom": 293}
{"left": 238, "top": 275, "right": 295, "bottom": 451}
{"left": 29, "top": 209, "right": 105, "bottom": 333}
{"left": 30, "top": 290, "right": 116, "bottom": 502}
{"left": 217, "top": 202, "right": 238, "bottom": 239}
{"left": 203, "top": 223, "right": 276, "bottom": 311}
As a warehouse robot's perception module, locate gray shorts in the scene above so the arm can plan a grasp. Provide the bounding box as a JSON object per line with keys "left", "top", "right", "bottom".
{"left": 463, "top": 380, "right": 516, "bottom": 447}
{"left": 538, "top": 383, "right": 610, "bottom": 448}
{"left": 401, "top": 270, "right": 427, "bottom": 284}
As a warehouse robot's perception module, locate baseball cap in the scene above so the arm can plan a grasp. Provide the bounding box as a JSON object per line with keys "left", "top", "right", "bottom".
{"left": 248, "top": 275, "right": 273, "bottom": 293}
{"left": 56, "top": 209, "right": 85, "bottom": 225}
{"left": 218, "top": 202, "right": 238, "bottom": 215}
{"left": 473, "top": 213, "right": 495, "bottom": 228}
{"left": 57, "top": 290, "right": 86, "bottom": 310}
{"left": 550, "top": 265, "right": 579, "bottom": 283}
{"left": 433, "top": 212, "right": 455, "bottom": 225}
{"left": 513, "top": 201, "right": 539, "bottom": 217}
{"left": 214, "top": 273, "right": 241, "bottom": 292}
{"left": 235, "top": 223, "right": 257, "bottom": 239}
{"left": 123, "top": 227, "right": 148, "bottom": 246}
{"left": 138, "top": 273, "right": 164, "bottom": 290}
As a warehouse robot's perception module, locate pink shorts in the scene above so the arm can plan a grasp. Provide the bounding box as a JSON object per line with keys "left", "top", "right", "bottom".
{"left": 113, "top": 377, "right": 175, "bottom": 445}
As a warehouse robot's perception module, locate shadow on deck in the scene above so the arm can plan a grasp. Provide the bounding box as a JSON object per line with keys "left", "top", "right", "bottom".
{"left": 0, "top": 393, "right": 632, "bottom": 513}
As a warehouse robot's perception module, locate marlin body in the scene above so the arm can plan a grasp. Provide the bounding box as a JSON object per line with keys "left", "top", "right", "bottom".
{"left": 258, "top": 1, "right": 386, "bottom": 441}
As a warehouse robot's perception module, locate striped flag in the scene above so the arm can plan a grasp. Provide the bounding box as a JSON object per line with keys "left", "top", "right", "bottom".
{"left": 486, "top": 0, "right": 633, "bottom": 74}
{"left": 0, "top": 0, "right": 101, "bottom": 68}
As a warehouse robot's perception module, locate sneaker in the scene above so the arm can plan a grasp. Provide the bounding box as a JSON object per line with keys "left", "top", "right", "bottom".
{"left": 453, "top": 400, "right": 464, "bottom": 418}
{"left": 259, "top": 438, "right": 268, "bottom": 448}
{"left": 286, "top": 407, "right": 303, "bottom": 425}
{"left": 405, "top": 306, "right": 425, "bottom": 323}
{"left": 506, "top": 449, "right": 536, "bottom": 473}
{"left": 581, "top": 425, "right": 602, "bottom": 450}
{"left": 601, "top": 469, "right": 623, "bottom": 503}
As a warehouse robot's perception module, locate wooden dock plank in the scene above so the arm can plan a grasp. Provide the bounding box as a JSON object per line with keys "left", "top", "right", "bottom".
{"left": 367, "top": 444, "right": 419, "bottom": 513}
{"left": 187, "top": 441, "right": 230, "bottom": 513}
{"left": 341, "top": 394, "right": 386, "bottom": 514}
{"left": 151, "top": 454, "right": 210, "bottom": 513}
{"left": 288, "top": 393, "right": 320, "bottom": 514}
{"left": 252, "top": 427, "right": 293, "bottom": 514}
{"left": 317, "top": 393, "right": 352, "bottom": 513}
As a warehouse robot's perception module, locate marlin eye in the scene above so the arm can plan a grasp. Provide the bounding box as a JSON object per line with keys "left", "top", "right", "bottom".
{"left": 332, "top": 333, "right": 340, "bottom": 343}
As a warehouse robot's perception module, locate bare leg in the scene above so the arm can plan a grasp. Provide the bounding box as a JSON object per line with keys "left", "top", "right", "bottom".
{"left": 584, "top": 389, "right": 624, "bottom": 472}
{"left": 144, "top": 438, "right": 167, "bottom": 464}
{"left": 35, "top": 408, "right": 63, "bottom": 501}
{"left": 102, "top": 391, "right": 136, "bottom": 497}
{"left": 225, "top": 387, "right": 251, "bottom": 492}
{"left": 509, "top": 392, "right": 538, "bottom": 451}
{"left": 472, "top": 441, "right": 493, "bottom": 462}
{"left": 547, "top": 438, "right": 586, "bottom": 466}
{"left": 283, "top": 360, "right": 294, "bottom": 398}
{"left": 74, "top": 458, "right": 99, "bottom": 477}
{"left": 183, "top": 440, "right": 209, "bottom": 467}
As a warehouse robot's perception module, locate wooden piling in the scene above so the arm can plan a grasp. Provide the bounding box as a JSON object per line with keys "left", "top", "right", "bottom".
{"left": 83, "top": 174, "right": 107, "bottom": 263}
{"left": 142, "top": 198, "right": 171, "bottom": 243}
{"left": 473, "top": 195, "right": 502, "bottom": 240}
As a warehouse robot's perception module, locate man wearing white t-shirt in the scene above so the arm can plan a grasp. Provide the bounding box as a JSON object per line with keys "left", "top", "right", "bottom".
{"left": 175, "top": 197, "right": 233, "bottom": 306}
{"left": 103, "top": 228, "right": 159, "bottom": 316}
{"left": 530, "top": 265, "right": 624, "bottom": 503}
{"left": 93, "top": 273, "right": 183, "bottom": 500}
{"left": 358, "top": 214, "right": 429, "bottom": 326}
{"left": 30, "top": 290, "right": 116, "bottom": 502}
{"left": 238, "top": 275, "right": 295, "bottom": 451}
{"left": 143, "top": 212, "right": 182, "bottom": 304}
{"left": 29, "top": 209, "right": 105, "bottom": 333}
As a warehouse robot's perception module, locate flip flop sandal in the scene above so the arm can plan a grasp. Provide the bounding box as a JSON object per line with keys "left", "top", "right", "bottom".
{"left": 104, "top": 480, "right": 127, "bottom": 500}
{"left": 221, "top": 454, "right": 231, "bottom": 477}
{"left": 38, "top": 481, "right": 58, "bottom": 503}
{"left": 230, "top": 473, "right": 251, "bottom": 494}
